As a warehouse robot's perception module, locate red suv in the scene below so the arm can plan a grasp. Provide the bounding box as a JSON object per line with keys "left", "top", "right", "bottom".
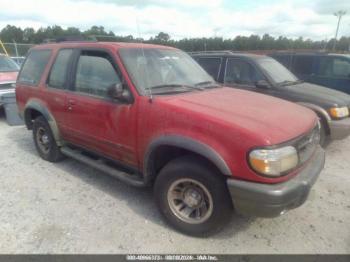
{"left": 16, "top": 41, "right": 325, "bottom": 236}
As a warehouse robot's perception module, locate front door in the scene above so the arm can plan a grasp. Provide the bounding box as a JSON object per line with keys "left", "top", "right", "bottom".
{"left": 223, "top": 58, "right": 267, "bottom": 93}
{"left": 64, "top": 49, "right": 137, "bottom": 166}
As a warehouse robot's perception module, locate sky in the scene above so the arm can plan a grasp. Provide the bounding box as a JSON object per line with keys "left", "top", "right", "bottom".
{"left": 0, "top": 0, "right": 349, "bottom": 40}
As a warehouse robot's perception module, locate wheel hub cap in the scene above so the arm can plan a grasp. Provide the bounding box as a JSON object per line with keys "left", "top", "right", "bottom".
{"left": 41, "top": 135, "right": 49, "bottom": 144}
{"left": 167, "top": 178, "right": 213, "bottom": 224}
{"left": 183, "top": 188, "right": 202, "bottom": 207}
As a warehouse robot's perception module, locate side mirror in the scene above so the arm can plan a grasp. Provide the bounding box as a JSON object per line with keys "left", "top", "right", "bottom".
{"left": 255, "top": 80, "right": 270, "bottom": 89}
{"left": 107, "top": 83, "right": 133, "bottom": 103}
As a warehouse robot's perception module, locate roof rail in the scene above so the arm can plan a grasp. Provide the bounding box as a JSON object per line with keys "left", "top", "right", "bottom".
{"left": 43, "top": 35, "right": 98, "bottom": 44}
{"left": 188, "top": 50, "right": 234, "bottom": 55}
{"left": 270, "top": 49, "right": 330, "bottom": 54}
{"left": 42, "top": 34, "right": 126, "bottom": 44}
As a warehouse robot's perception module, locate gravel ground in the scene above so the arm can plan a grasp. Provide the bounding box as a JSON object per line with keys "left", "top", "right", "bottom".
{"left": 0, "top": 114, "right": 349, "bottom": 254}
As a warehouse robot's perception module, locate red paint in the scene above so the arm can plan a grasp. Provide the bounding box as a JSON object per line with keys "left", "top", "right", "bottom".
{"left": 16, "top": 42, "right": 318, "bottom": 184}
{"left": 0, "top": 72, "right": 18, "bottom": 83}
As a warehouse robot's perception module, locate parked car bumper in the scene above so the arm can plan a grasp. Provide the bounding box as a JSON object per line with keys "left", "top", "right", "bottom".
{"left": 329, "top": 117, "right": 350, "bottom": 140}
{"left": 0, "top": 89, "right": 15, "bottom": 106}
{"left": 226, "top": 146, "right": 325, "bottom": 217}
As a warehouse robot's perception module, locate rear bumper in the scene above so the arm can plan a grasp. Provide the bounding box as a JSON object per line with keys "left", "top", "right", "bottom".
{"left": 329, "top": 117, "right": 350, "bottom": 140}
{"left": 226, "top": 146, "right": 325, "bottom": 217}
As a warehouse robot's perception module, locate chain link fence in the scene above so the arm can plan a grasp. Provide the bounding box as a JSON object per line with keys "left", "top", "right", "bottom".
{"left": 1, "top": 43, "right": 34, "bottom": 57}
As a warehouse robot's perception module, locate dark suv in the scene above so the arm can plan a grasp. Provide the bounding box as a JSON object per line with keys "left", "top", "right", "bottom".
{"left": 269, "top": 52, "right": 350, "bottom": 94}
{"left": 16, "top": 42, "right": 324, "bottom": 236}
{"left": 192, "top": 51, "right": 350, "bottom": 146}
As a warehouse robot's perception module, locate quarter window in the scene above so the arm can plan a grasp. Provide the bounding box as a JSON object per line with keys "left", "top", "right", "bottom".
{"left": 18, "top": 50, "right": 52, "bottom": 85}
{"left": 197, "top": 57, "right": 222, "bottom": 80}
{"left": 48, "top": 49, "right": 73, "bottom": 89}
{"left": 318, "top": 57, "right": 350, "bottom": 78}
{"left": 74, "top": 51, "right": 121, "bottom": 98}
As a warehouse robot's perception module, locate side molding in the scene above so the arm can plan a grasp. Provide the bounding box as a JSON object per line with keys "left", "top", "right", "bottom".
{"left": 24, "top": 100, "right": 63, "bottom": 146}
{"left": 144, "top": 135, "right": 232, "bottom": 181}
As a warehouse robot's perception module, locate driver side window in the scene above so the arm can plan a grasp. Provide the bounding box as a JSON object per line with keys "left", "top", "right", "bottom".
{"left": 224, "top": 59, "right": 263, "bottom": 86}
{"left": 75, "top": 51, "right": 121, "bottom": 98}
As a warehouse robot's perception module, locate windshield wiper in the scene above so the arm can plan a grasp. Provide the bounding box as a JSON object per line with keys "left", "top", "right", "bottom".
{"left": 149, "top": 84, "right": 205, "bottom": 94}
{"left": 150, "top": 84, "right": 194, "bottom": 89}
{"left": 277, "top": 80, "right": 301, "bottom": 87}
{"left": 195, "top": 81, "right": 220, "bottom": 88}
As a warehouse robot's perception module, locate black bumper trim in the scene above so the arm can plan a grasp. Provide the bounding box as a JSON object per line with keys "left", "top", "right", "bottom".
{"left": 226, "top": 146, "right": 325, "bottom": 217}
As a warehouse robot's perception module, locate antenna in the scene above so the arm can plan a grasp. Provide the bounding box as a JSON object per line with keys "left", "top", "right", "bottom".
{"left": 136, "top": 17, "right": 153, "bottom": 102}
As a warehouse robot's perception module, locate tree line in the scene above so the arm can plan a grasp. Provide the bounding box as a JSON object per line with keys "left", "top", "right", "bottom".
{"left": 1, "top": 24, "right": 349, "bottom": 56}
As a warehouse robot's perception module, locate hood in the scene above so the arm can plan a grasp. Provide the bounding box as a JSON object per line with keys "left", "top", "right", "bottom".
{"left": 0, "top": 71, "right": 18, "bottom": 84}
{"left": 282, "top": 82, "right": 350, "bottom": 108}
{"left": 160, "top": 87, "right": 317, "bottom": 145}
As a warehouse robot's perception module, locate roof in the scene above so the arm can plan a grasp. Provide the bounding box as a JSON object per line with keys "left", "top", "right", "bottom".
{"left": 190, "top": 50, "right": 266, "bottom": 59}
{"left": 269, "top": 50, "right": 350, "bottom": 57}
{"left": 33, "top": 41, "right": 177, "bottom": 51}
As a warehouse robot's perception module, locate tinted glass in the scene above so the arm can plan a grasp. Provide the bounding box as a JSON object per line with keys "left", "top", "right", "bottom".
{"left": 318, "top": 57, "right": 350, "bottom": 78}
{"left": 293, "top": 55, "right": 313, "bottom": 75}
{"left": 271, "top": 54, "right": 292, "bottom": 69}
{"left": 48, "top": 49, "right": 73, "bottom": 88}
{"left": 75, "top": 52, "right": 121, "bottom": 97}
{"left": 257, "top": 58, "right": 298, "bottom": 84}
{"left": 119, "top": 48, "right": 214, "bottom": 94}
{"left": 197, "top": 57, "right": 221, "bottom": 80}
{"left": 18, "top": 50, "right": 52, "bottom": 85}
{"left": 224, "top": 59, "right": 263, "bottom": 85}
{"left": 0, "top": 55, "right": 20, "bottom": 72}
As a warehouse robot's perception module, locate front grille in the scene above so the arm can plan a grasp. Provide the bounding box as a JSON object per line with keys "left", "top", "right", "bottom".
{"left": 296, "top": 124, "right": 320, "bottom": 165}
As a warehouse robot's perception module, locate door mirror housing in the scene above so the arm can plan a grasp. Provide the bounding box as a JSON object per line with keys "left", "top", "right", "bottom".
{"left": 108, "top": 83, "right": 133, "bottom": 103}
{"left": 255, "top": 80, "right": 270, "bottom": 89}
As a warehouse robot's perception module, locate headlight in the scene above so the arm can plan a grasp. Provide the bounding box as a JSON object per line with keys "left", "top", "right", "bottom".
{"left": 249, "top": 146, "right": 298, "bottom": 177}
{"left": 329, "top": 107, "right": 349, "bottom": 119}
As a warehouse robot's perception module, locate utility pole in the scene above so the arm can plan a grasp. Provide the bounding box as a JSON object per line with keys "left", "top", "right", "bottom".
{"left": 13, "top": 40, "right": 19, "bottom": 57}
{"left": 333, "top": 10, "right": 346, "bottom": 51}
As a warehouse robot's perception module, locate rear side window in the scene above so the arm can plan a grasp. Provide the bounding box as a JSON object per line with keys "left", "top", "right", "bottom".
{"left": 197, "top": 57, "right": 222, "bottom": 80}
{"left": 318, "top": 57, "right": 350, "bottom": 78}
{"left": 18, "top": 50, "right": 52, "bottom": 86}
{"left": 74, "top": 51, "right": 121, "bottom": 98}
{"left": 48, "top": 49, "right": 73, "bottom": 89}
{"left": 292, "top": 55, "right": 314, "bottom": 75}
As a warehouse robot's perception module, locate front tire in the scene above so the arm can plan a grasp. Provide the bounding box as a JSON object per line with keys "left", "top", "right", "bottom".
{"left": 154, "top": 155, "right": 233, "bottom": 237}
{"left": 33, "top": 116, "right": 64, "bottom": 162}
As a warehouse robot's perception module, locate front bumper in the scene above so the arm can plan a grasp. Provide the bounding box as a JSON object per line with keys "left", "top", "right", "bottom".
{"left": 329, "top": 117, "right": 350, "bottom": 140}
{"left": 226, "top": 146, "right": 325, "bottom": 217}
{"left": 0, "top": 88, "right": 15, "bottom": 106}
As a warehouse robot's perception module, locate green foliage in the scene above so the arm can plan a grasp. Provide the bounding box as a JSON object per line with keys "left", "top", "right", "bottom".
{"left": 1, "top": 24, "right": 349, "bottom": 53}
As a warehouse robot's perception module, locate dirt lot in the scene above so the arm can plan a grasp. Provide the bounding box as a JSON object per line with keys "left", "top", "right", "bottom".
{"left": 0, "top": 116, "right": 349, "bottom": 254}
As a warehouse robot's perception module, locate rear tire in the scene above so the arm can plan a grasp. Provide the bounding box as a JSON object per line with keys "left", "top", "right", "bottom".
{"left": 33, "top": 116, "right": 64, "bottom": 162}
{"left": 154, "top": 155, "right": 233, "bottom": 237}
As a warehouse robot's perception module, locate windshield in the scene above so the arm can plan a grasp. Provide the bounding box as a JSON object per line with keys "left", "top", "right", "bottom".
{"left": 119, "top": 48, "right": 216, "bottom": 94}
{"left": 257, "top": 58, "right": 298, "bottom": 85}
{"left": 0, "top": 56, "right": 20, "bottom": 72}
